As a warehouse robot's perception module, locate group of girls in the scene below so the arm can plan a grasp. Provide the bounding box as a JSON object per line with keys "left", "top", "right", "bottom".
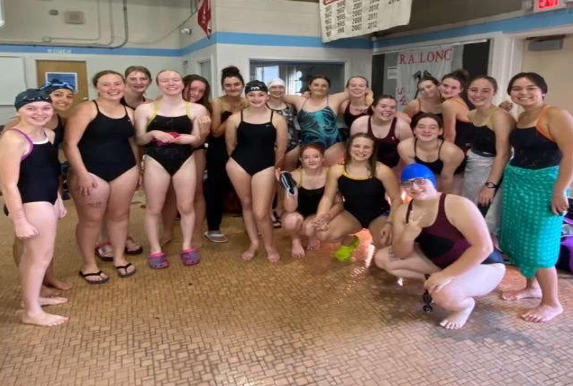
{"left": 1, "top": 63, "right": 572, "bottom": 330}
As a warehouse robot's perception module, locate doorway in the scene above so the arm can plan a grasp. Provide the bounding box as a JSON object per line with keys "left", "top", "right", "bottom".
{"left": 36, "top": 60, "right": 88, "bottom": 117}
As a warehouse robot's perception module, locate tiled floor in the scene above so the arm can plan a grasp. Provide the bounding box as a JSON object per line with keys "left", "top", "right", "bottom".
{"left": 1, "top": 197, "right": 572, "bottom": 386}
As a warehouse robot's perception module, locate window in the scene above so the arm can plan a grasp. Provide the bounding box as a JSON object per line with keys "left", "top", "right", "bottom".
{"left": 250, "top": 60, "right": 345, "bottom": 94}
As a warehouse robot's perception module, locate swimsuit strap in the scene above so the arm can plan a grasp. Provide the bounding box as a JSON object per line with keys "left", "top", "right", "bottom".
{"left": 534, "top": 105, "right": 553, "bottom": 142}
{"left": 8, "top": 128, "right": 34, "bottom": 160}
{"left": 270, "top": 109, "right": 274, "bottom": 122}
{"left": 414, "top": 137, "right": 419, "bottom": 157}
{"left": 437, "top": 139, "right": 444, "bottom": 158}
{"left": 93, "top": 100, "right": 101, "bottom": 113}
{"left": 389, "top": 117, "right": 398, "bottom": 138}
{"left": 300, "top": 98, "right": 309, "bottom": 110}
{"left": 240, "top": 109, "right": 244, "bottom": 122}
{"left": 299, "top": 169, "right": 304, "bottom": 187}
{"left": 185, "top": 102, "right": 193, "bottom": 120}
{"left": 367, "top": 116, "right": 374, "bottom": 136}
{"left": 406, "top": 200, "right": 414, "bottom": 223}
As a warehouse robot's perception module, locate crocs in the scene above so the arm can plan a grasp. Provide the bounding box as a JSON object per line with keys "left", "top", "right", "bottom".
{"left": 333, "top": 236, "right": 359, "bottom": 262}
{"left": 148, "top": 252, "right": 169, "bottom": 269}
{"left": 180, "top": 248, "right": 201, "bottom": 266}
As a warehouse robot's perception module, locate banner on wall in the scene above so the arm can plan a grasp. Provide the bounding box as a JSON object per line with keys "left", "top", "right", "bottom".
{"left": 198, "top": 0, "right": 212, "bottom": 38}
{"left": 319, "top": 0, "right": 413, "bottom": 43}
{"left": 395, "top": 46, "right": 454, "bottom": 107}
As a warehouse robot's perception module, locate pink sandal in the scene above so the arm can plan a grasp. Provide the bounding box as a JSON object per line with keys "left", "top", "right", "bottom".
{"left": 148, "top": 252, "right": 169, "bottom": 269}
{"left": 180, "top": 248, "right": 201, "bottom": 266}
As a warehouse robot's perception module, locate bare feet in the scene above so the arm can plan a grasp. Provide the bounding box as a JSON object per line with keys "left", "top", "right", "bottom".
{"left": 242, "top": 244, "right": 258, "bottom": 261}
{"left": 267, "top": 248, "right": 281, "bottom": 263}
{"left": 21, "top": 296, "right": 68, "bottom": 308}
{"left": 521, "top": 303, "right": 563, "bottom": 323}
{"left": 40, "top": 285, "right": 59, "bottom": 298}
{"left": 306, "top": 237, "right": 321, "bottom": 251}
{"left": 21, "top": 310, "right": 69, "bottom": 327}
{"left": 440, "top": 299, "right": 475, "bottom": 330}
{"left": 44, "top": 277, "right": 72, "bottom": 291}
{"left": 501, "top": 287, "right": 542, "bottom": 301}
{"left": 291, "top": 240, "right": 305, "bottom": 258}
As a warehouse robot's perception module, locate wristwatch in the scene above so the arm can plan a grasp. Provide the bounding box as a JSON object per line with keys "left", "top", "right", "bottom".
{"left": 485, "top": 181, "right": 498, "bottom": 189}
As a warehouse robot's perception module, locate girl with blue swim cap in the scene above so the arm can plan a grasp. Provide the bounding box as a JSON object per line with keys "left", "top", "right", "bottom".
{"left": 374, "top": 163, "right": 505, "bottom": 330}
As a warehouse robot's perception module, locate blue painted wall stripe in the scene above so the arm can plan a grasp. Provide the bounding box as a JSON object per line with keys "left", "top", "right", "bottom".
{"left": 0, "top": 44, "right": 182, "bottom": 57}
{"left": 374, "top": 8, "right": 573, "bottom": 49}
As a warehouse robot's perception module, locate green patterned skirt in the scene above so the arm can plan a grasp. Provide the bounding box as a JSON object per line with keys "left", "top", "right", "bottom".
{"left": 500, "top": 164, "right": 564, "bottom": 278}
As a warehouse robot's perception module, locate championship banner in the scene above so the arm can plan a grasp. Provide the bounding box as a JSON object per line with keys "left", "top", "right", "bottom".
{"left": 198, "top": 0, "right": 212, "bottom": 38}
{"left": 320, "top": 0, "right": 413, "bottom": 43}
{"left": 395, "top": 46, "right": 454, "bottom": 107}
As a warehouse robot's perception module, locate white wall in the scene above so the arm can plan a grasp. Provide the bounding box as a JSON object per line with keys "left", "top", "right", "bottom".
{"left": 0, "top": 52, "right": 181, "bottom": 123}
{"left": 194, "top": 0, "right": 372, "bottom": 97}
{"left": 521, "top": 34, "right": 573, "bottom": 114}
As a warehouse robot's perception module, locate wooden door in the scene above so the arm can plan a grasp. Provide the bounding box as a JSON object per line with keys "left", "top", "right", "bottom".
{"left": 36, "top": 60, "right": 88, "bottom": 117}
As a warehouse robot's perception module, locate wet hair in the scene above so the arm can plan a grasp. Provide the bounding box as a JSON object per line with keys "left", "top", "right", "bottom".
{"left": 417, "top": 75, "right": 440, "bottom": 89}
{"left": 300, "top": 143, "right": 325, "bottom": 156}
{"left": 441, "top": 69, "right": 474, "bottom": 109}
{"left": 344, "top": 133, "right": 378, "bottom": 176}
{"left": 92, "top": 70, "right": 124, "bottom": 88}
{"left": 308, "top": 75, "right": 331, "bottom": 87}
{"left": 155, "top": 69, "right": 183, "bottom": 85}
{"left": 221, "top": 66, "right": 244, "bottom": 87}
{"left": 183, "top": 74, "right": 212, "bottom": 113}
{"left": 345, "top": 76, "right": 369, "bottom": 88}
{"left": 372, "top": 94, "right": 397, "bottom": 107}
{"left": 411, "top": 112, "right": 444, "bottom": 130}
{"left": 469, "top": 75, "right": 498, "bottom": 93}
{"left": 124, "top": 66, "right": 152, "bottom": 80}
{"left": 441, "top": 69, "right": 470, "bottom": 90}
{"left": 507, "top": 72, "right": 548, "bottom": 95}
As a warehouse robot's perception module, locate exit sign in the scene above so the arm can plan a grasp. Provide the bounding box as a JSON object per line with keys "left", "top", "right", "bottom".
{"left": 535, "top": 0, "right": 565, "bottom": 12}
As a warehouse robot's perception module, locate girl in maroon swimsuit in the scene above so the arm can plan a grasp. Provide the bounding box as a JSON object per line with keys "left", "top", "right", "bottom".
{"left": 374, "top": 163, "right": 505, "bottom": 330}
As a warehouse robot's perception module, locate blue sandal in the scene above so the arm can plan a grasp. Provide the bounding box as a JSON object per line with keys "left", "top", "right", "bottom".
{"left": 148, "top": 253, "right": 169, "bottom": 269}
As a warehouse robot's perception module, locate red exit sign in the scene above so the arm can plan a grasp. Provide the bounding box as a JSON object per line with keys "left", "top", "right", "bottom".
{"left": 535, "top": 0, "right": 565, "bottom": 12}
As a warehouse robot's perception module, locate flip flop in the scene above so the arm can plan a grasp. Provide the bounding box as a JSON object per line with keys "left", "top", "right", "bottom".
{"left": 125, "top": 237, "right": 143, "bottom": 255}
{"left": 115, "top": 263, "right": 136, "bottom": 278}
{"left": 95, "top": 242, "right": 113, "bottom": 262}
{"left": 79, "top": 270, "right": 109, "bottom": 285}
{"left": 203, "top": 231, "right": 229, "bottom": 243}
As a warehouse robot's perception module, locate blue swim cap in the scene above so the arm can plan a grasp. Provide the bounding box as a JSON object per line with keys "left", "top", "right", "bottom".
{"left": 401, "top": 163, "right": 437, "bottom": 187}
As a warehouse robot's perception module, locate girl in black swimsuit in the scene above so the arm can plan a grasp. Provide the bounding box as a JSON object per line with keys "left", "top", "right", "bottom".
{"left": 374, "top": 163, "right": 505, "bottom": 330}
{"left": 161, "top": 75, "right": 212, "bottom": 250}
{"left": 4, "top": 80, "right": 75, "bottom": 293}
{"left": 315, "top": 133, "right": 402, "bottom": 262}
{"left": 398, "top": 113, "right": 464, "bottom": 193}
{"left": 65, "top": 70, "right": 139, "bottom": 284}
{"left": 0, "top": 89, "right": 68, "bottom": 326}
{"left": 225, "top": 80, "right": 288, "bottom": 263}
{"left": 281, "top": 144, "right": 343, "bottom": 258}
{"left": 135, "top": 70, "right": 209, "bottom": 269}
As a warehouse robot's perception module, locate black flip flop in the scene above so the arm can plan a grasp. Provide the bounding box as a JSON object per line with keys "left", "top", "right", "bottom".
{"left": 115, "top": 263, "right": 136, "bottom": 278}
{"left": 79, "top": 270, "right": 109, "bottom": 285}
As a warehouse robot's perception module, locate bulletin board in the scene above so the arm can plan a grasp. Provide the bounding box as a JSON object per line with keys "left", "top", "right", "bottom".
{"left": 0, "top": 57, "right": 27, "bottom": 105}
